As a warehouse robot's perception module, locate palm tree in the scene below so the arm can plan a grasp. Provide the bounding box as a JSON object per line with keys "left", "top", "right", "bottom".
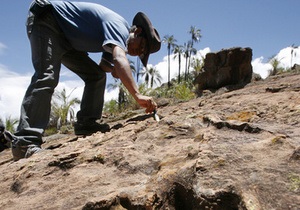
{"left": 51, "top": 88, "right": 80, "bottom": 129}
{"left": 190, "top": 57, "right": 204, "bottom": 81}
{"left": 140, "top": 66, "right": 163, "bottom": 88}
{"left": 290, "top": 44, "right": 298, "bottom": 68}
{"left": 128, "top": 59, "right": 137, "bottom": 81}
{"left": 135, "top": 58, "right": 142, "bottom": 82}
{"left": 163, "top": 35, "right": 177, "bottom": 88}
{"left": 107, "top": 80, "right": 127, "bottom": 111}
{"left": 188, "top": 26, "right": 202, "bottom": 70}
{"left": 188, "top": 43, "right": 197, "bottom": 77}
{"left": 183, "top": 42, "right": 197, "bottom": 81}
{"left": 183, "top": 42, "right": 189, "bottom": 81}
{"left": 107, "top": 59, "right": 137, "bottom": 110}
{"left": 189, "top": 26, "right": 202, "bottom": 48}
{"left": 173, "top": 44, "right": 184, "bottom": 83}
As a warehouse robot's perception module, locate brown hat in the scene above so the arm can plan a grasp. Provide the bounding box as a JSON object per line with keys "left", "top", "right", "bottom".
{"left": 132, "top": 12, "right": 161, "bottom": 67}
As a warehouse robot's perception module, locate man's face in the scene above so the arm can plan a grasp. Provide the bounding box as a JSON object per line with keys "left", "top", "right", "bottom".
{"left": 127, "top": 29, "right": 148, "bottom": 57}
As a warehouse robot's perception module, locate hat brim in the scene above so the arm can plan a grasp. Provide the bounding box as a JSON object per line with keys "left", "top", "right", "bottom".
{"left": 140, "top": 52, "right": 150, "bottom": 68}
{"left": 133, "top": 12, "right": 161, "bottom": 67}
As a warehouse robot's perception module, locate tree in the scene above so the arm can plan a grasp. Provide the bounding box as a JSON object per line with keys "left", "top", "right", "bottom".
{"left": 188, "top": 26, "right": 202, "bottom": 70}
{"left": 140, "top": 66, "right": 162, "bottom": 88}
{"left": 183, "top": 42, "right": 189, "bottom": 81}
{"left": 189, "top": 26, "right": 202, "bottom": 48}
{"left": 183, "top": 42, "right": 197, "bottom": 81}
{"left": 191, "top": 57, "right": 204, "bottom": 78}
{"left": 107, "top": 60, "right": 136, "bottom": 110}
{"left": 188, "top": 44, "right": 197, "bottom": 78}
{"left": 128, "top": 59, "right": 137, "bottom": 81}
{"left": 290, "top": 44, "right": 298, "bottom": 68}
{"left": 51, "top": 88, "right": 80, "bottom": 129}
{"left": 107, "top": 80, "right": 127, "bottom": 111}
{"left": 135, "top": 58, "right": 142, "bottom": 82}
{"left": 163, "top": 35, "right": 177, "bottom": 88}
{"left": 173, "top": 44, "right": 184, "bottom": 83}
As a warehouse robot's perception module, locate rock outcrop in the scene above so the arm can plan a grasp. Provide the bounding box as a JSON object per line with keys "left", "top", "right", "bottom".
{"left": 292, "top": 63, "right": 300, "bottom": 72}
{"left": 0, "top": 72, "right": 300, "bottom": 210}
{"left": 194, "top": 47, "right": 253, "bottom": 94}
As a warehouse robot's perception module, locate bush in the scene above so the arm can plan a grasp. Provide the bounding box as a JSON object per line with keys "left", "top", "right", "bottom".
{"left": 153, "top": 82, "right": 195, "bottom": 101}
{"left": 174, "top": 83, "right": 196, "bottom": 101}
{"left": 44, "top": 127, "right": 58, "bottom": 136}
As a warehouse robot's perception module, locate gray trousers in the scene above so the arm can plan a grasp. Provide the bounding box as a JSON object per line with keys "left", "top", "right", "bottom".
{"left": 15, "top": 11, "right": 106, "bottom": 145}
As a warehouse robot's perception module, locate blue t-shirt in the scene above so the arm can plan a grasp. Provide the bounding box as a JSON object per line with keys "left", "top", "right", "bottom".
{"left": 50, "top": 1, "right": 129, "bottom": 54}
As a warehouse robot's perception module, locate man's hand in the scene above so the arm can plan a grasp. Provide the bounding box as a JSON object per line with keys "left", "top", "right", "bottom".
{"left": 111, "top": 45, "right": 157, "bottom": 113}
{"left": 135, "top": 94, "right": 157, "bottom": 113}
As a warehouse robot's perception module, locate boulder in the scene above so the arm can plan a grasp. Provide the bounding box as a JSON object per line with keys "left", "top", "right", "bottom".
{"left": 194, "top": 47, "right": 253, "bottom": 92}
{"left": 292, "top": 63, "right": 300, "bottom": 72}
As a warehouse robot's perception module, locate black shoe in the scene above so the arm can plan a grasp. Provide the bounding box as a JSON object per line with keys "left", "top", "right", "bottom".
{"left": 0, "top": 127, "right": 12, "bottom": 152}
{"left": 12, "top": 142, "right": 42, "bottom": 161}
{"left": 10, "top": 134, "right": 42, "bottom": 161}
{"left": 74, "top": 121, "right": 110, "bottom": 135}
{"left": 0, "top": 123, "right": 6, "bottom": 150}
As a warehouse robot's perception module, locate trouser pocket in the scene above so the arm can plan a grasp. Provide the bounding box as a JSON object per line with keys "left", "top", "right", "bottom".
{"left": 26, "top": 13, "right": 35, "bottom": 38}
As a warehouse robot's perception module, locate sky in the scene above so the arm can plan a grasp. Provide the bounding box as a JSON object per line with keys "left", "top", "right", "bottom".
{"left": 1, "top": 0, "right": 300, "bottom": 120}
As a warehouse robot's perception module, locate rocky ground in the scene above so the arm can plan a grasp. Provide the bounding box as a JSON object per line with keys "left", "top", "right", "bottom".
{"left": 0, "top": 72, "right": 299, "bottom": 210}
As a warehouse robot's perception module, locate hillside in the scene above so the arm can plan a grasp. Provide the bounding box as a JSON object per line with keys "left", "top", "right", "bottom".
{"left": 0, "top": 72, "right": 299, "bottom": 210}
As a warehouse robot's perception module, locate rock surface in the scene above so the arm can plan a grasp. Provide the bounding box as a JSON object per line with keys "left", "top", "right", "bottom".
{"left": 0, "top": 73, "right": 300, "bottom": 210}
{"left": 194, "top": 47, "right": 253, "bottom": 93}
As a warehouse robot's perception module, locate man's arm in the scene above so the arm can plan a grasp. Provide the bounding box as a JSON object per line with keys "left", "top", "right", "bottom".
{"left": 111, "top": 45, "right": 156, "bottom": 113}
{"left": 99, "top": 57, "right": 119, "bottom": 78}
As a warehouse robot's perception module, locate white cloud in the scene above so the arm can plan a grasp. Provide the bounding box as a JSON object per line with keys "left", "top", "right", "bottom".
{"left": 0, "top": 66, "right": 118, "bottom": 120}
{"left": 275, "top": 46, "right": 300, "bottom": 69}
{"left": 56, "top": 76, "right": 119, "bottom": 114}
{"left": 153, "top": 47, "right": 211, "bottom": 85}
{"left": 252, "top": 57, "right": 272, "bottom": 79}
{"left": 251, "top": 46, "right": 300, "bottom": 79}
{"left": 0, "top": 65, "right": 30, "bottom": 120}
{"left": 153, "top": 46, "right": 300, "bottom": 81}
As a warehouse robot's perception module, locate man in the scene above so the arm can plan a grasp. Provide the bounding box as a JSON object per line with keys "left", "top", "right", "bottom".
{"left": 10, "top": 0, "right": 161, "bottom": 161}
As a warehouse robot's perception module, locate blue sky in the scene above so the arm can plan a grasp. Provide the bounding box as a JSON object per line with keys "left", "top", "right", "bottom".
{"left": 1, "top": 0, "right": 300, "bottom": 119}
{"left": 1, "top": 0, "right": 299, "bottom": 73}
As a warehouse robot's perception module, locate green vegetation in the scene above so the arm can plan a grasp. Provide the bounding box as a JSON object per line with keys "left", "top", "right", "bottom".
{"left": 104, "top": 80, "right": 196, "bottom": 117}
{"left": 139, "top": 66, "right": 162, "bottom": 88}
{"left": 173, "top": 44, "right": 184, "bottom": 83}
{"left": 187, "top": 26, "right": 202, "bottom": 73}
{"left": 45, "top": 88, "right": 81, "bottom": 135}
{"left": 267, "top": 45, "right": 300, "bottom": 77}
{"left": 288, "top": 173, "right": 300, "bottom": 192}
{"left": 0, "top": 116, "right": 19, "bottom": 133}
{"left": 268, "top": 55, "right": 284, "bottom": 76}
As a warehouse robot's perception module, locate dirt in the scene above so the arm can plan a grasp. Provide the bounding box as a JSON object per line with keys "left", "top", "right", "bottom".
{"left": 0, "top": 72, "right": 299, "bottom": 210}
